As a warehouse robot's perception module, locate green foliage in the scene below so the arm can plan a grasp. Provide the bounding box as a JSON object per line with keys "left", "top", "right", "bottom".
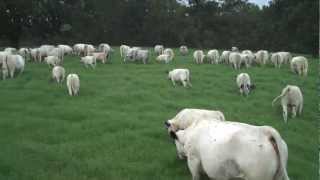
{"left": 0, "top": 0, "right": 318, "bottom": 55}
{"left": 0, "top": 48, "right": 318, "bottom": 179}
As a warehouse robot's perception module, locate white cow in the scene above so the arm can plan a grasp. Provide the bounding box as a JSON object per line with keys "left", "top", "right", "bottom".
{"left": 272, "top": 85, "right": 303, "bottom": 123}
{"left": 73, "top": 43, "right": 86, "bottom": 56}
{"left": 38, "top": 45, "right": 55, "bottom": 62}
{"left": 92, "top": 52, "right": 108, "bottom": 64}
{"left": 154, "top": 45, "right": 164, "bottom": 55}
{"left": 278, "top": 52, "right": 292, "bottom": 64}
{"left": 220, "top": 50, "right": 231, "bottom": 64}
{"left": 52, "top": 66, "right": 65, "bottom": 83}
{"left": 120, "top": 44, "right": 130, "bottom": 59}
{"left": 229, "top": 52, "right": 241, "bottom": 70}
{"left": 80, "top": 56, "right": 96, "bottom": 68}
{"left": 2, "top": 55, "right": 25, "bottom": 79}
{"left": 125, "top": 49, "right": 149, "bottom": 64}
{"left": 99, "top": 43, "right": 112, "bottom": 59}
{"left": 193, "top": 50, "right": 205, "bottom": 64}
{"left": 236, "top": 73, "right": 254, "bottom": 96}
{"left": 44, "top": 56, "right": 61, "bottom": 67}
{"left": 18, "top": 48, "right": 30, "bottom": 61}
{"left": 290, "top": 56, "right": 308, "bottom": 76}
{"left": 165, "top": 108, "right": 225, "bottom": 134}
{"left": 164, "top": 48, "right": 175, "bottom": 61}
{"left": 57, "top": 45, "right": 73, "bottom": 55}
{"left": 207, "top": 49, "right": 220, "bottom": 64}
{"left": 66, "top": 74, "right": 80, "bottom": 96}
{"left": 239, "top": 53, "right": 251, "bottom": 68}
{"left": 30, "top": 48, "right": 40, "bottom": 62}
{"left": 180, "top": 45, "right": 188, "bottom": 56}
{"left": 156, "top": 54, "right": 172, "bottom": 64}
{"left": 271, "top": 53, "right": 284, "bottom": 68}
{"left": 48, "top": 48, "right": 64, "bottom": 62}
{"left": 167, "top": 68, "right": 192, "bottom": 87}
{"left": 254, "top": 50, "right": 269, "bottom": 65}
{"left": 4, "top": 47, "right": 17, "bottom": 54}
{"left": 171, "top": 120, "right": 290, "bottom": 180}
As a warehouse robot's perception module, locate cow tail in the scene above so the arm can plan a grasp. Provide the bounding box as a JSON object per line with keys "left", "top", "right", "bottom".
{"left": 272, "top": 87, "right": 290, "bottom": 106}
{"left": 262, "top": 126, "right": 290, "bottom": 180}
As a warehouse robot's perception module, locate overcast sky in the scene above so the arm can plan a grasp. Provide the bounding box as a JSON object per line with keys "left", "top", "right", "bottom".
{"left": 248, "top": 0, "right": 271, "bottom": 7}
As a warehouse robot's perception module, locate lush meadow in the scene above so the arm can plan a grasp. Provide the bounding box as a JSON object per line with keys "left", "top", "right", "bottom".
{"left": 0, "top": 48, "right": 318, "bottom": 180}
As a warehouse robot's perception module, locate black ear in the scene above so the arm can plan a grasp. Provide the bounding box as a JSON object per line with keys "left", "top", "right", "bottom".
{"left": 164, "top": 121, "right": 170, "bottom": 129}
{"left": 250, "top": 84, "right": 256, "bottom": 90}
{"left": 169, "top": 131, "right": 178, "bottom": 140}
{"left": 240, "top": 84, "right": 244, "bottom": 89}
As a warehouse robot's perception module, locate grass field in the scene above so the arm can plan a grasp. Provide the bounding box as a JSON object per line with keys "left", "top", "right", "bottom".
{"left": 0, "top": 48, "right": 318, "bottom": 180}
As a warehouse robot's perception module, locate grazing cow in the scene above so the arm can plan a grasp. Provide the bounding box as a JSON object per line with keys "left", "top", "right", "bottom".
{"left": 66, "top": 74, "right": 80, "bottom": 96}
{"left": 180, "top": 46, "right": 188, "bottom": 56}
{"left": 164, "top": 48, "right": 175, "bottom": 61}
{"left": 125, "top": 49, "right": 149, "bottom": 64}
{"left": 52, "top": 66, "right": 65, "bottom": 83}
{"left": 290, "top": 56, "right": 308, "bottom": 76}
{"left": 193, "top": 50, "right": 205, "bottom": 64}
{"left": 272, "top": 85, "right": 303, "bottom": 123}
{"left": 120, "top": 44, "right": 130, "bottom": 59}
{"left": 167, "top": 68, "right": 192, "bottom": 87}
{"left": 164, "top": 108, "right": 225, "bottom": 134}
{"left": 80, "top": 56, "right": 96, "bottom": 69}
{"left": 207, "top": 49, "right": 220, "bottom": 64}
{"left": 254, "top": 50, "right": 269, "bottom": 65}
{"left": 154, "top": 45, "right": 164, "bottom": 55}
{"left": 171, "top": 120, "right": 290, "bottom": 180}
{"left": 2, "top": 55, "right": 25, "bottom": 79}
{"left": 44, "top": 56, "right": 61, "bottom": 67}
{"left": 220, "top": 51, "right": 231, "bottom": 64}
{"left": 229, "top": 52, "right": 241, "bottom": 70}
{"left": 236, "top": 73, "right": 255, "bottom": 96}
{"left": 57, "top": 45, "right": 73, "bottom": 55}
{"left": 93, "top": 52, "right": 108, "bottom": 64}
{"left": 278, "top": 52, "right": 292, "bottom": 64}
{"left": 156, "top": 54, "right": 172, "bottom": 64}
{"left": 271, "top": 53, "right": 284, "bottom": 68}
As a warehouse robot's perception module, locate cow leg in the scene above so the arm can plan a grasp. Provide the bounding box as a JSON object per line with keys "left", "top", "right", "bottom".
{"left": 68, "top": 86, "right": 73, "bottom": 96}
{"left": 182, "top": 80, "right": 187, "bottom": 87}
{"left": 171, "top": 79, "right": 176, "bottom": 86}
{"left": 291, "top": 106, "right": 297, "bottom": 118}
{"left": 187, "top": 157, "right": 201, "bottom": 180}
{"left": 298, "top": 104, "right": 303, "bottom": 115}
{"left": 282, "top": 105, "right": 288, "bottom": 123}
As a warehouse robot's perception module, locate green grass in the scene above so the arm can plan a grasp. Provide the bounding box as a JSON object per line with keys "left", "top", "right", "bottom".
{"left": 0, "top": 48, "right": 318, "bottom": 180}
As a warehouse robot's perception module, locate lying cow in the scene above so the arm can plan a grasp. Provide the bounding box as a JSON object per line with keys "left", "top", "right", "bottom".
{"left": 165, "top": 108, "right": 225, "bottom": 134}
{"left": 272, "top": 85, "right": 303, "bottom": 123}
{"left": 52, "top": 66, "right": 65, "bottom": 83}
{"left": 171, "top": 120, "right": 290, "bottom": 180}
{"left": 66, "top": 74, "right": 80, "bottom": 96}
{"left": 167, "top": 68, "right": 192, "bottom": 87}
{"left": 290, "top": 56, "right": 308, "bottom": 76}
{"left": 236, "top": 73, "right": 255, "bottom": 96}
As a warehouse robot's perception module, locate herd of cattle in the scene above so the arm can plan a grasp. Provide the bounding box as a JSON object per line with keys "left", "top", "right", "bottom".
{"left": 0, "top": 43, "right": 310, "bottom": 180}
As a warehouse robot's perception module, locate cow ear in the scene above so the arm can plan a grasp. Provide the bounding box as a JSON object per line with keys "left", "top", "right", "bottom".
{"left": 240, "top": 84, "right": 244, "bottom": 89}
{"left": 169, "top": 131, "right": 178, "bottom": 140}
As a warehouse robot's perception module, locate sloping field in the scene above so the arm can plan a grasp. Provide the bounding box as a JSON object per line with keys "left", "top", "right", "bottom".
{"left": 0, "top": 48, "right": 317, "bottom": 180}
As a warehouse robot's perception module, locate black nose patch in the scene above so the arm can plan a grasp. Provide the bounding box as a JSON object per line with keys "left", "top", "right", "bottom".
{"left": 164, "top": 121, "right": 170, "bottom": 128}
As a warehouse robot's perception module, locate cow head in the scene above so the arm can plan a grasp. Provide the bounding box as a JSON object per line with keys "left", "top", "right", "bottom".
{"left": 240, "top": 84, "right": 250, "bottom": 96}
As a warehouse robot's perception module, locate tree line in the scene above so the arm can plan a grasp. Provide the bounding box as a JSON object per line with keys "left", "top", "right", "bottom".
{"left": 0, "top": 0, "right": 318, "bottom": 55}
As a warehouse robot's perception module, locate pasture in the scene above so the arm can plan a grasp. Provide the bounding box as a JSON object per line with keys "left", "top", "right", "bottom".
{"left": 0, "top": 48, "right": 317, "bottom": 180}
